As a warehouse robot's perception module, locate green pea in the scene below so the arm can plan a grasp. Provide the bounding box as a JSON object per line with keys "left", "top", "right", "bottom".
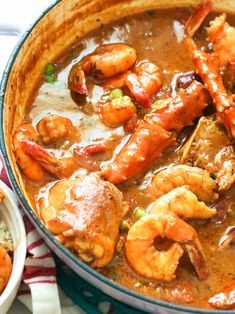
{"left": 134, "top": 207, "right": 146, "bottom": 219}
{"left": 233, "top": 79, "right": 235, "bottom": 92}
{"left": 44, "top": 73, "right": 57, "bottom": 84}
{"left": 110, "top": 88, "right": 123, "bottom": 99}
{"left": 44, "top": 63, "right": 56, "bottom": 75}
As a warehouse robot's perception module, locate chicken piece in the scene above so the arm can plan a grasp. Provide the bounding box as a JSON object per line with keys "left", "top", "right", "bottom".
{"left": 37, "top": 175, "right": 128, "bottom": 267}
{"left": 180, "top": 116, "right": 235, "bottom": 190}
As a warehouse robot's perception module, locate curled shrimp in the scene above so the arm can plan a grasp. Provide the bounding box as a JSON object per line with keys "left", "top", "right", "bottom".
{"left": 100, "top": 95, "right": 137, "bottom": 127}
{"left": 101, "top": 81, "right": 210, "bottom": 184}
{"left": 149, "top": 165, "right": 218, "bottom": 203}
{"left": 148, "top": 186, "right": 216, "bottom": 220}
{"left": 0, "top": 245, "right": 12, "bottom": 294}
{"left": 22, "top": 140, "right": 78, "bottom": 179}
{"left": 68, "top": 43, "right": 137, "bottom": 94}
{"left": 126, "top": 60, "right": 163, "bottom": 108}
{"left": 126, "top": 213, "right": 206, "bottom": 281}
{"left": 13, "top": 123, "right": 47, "bottom": 182}
{"left": 36, "top": 114, "right": 80, "bottom": 146}
{"left": 104, "top": 60, "right": 163, "bottom": 108}
{"left": 13, "top": 123, "right": 78, "bottom": 182}
{"left": 207, "top": 14, "right": 235, "bottom": 68}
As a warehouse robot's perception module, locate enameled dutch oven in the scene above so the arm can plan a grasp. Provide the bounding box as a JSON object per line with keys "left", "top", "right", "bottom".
{"left": 1, "top": 1, "right": 235, "bottom": 313}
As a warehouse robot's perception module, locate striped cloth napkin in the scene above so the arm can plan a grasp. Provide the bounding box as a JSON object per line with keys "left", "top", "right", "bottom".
{"left": 0, "top": 156, "right": 83, "bottom": 314}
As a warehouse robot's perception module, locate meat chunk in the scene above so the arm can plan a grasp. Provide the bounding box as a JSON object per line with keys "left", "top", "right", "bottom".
{"left": 180, "top": 116, "right": 235, "bottom": 190}
{"left": 38, "top": 175, "right": 128, "bottom": 267}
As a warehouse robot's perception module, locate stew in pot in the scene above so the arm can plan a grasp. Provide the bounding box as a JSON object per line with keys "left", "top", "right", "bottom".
{"left": 12, "top": 2, "right": 235, "bottom": 310}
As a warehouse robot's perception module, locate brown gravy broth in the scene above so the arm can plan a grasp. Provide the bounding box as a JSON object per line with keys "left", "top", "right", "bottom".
{"left": 25, "top": 8, "right": 235, "bottom": 309}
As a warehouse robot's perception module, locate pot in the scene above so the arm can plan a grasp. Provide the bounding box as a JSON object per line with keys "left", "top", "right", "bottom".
{"left": 1, "top": 1, "right": 235, "bottom": 313}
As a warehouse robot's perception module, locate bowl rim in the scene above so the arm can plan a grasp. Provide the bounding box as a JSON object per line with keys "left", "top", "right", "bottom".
{"left": 0, "top": 1, "right": 234, "bottom": 313}
{"left": 0, "top": 180, "right": 26, "bottom": 310}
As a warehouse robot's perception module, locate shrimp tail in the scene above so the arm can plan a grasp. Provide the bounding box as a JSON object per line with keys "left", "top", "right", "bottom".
{"left": 68, "top": 63, "right": 88, "bottom": 94}
{"left": 101, "top": 121, "right": 176, "bottom": 184}
{"left": 185, "top": 241, "right": 209, "bottom": 280}
{"left": 22, "top": 140, "right": 77, "bottom": 178}
{"left": 185, "top": 1, "right": 212, "bottom": 37}
{"left": 22, "top": 140, "right": 58, "bottom": 166}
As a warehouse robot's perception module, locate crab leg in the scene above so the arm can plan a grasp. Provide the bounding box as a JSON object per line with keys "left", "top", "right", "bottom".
{"left": 101, "top": 81, "right": 209, "bottom": 184}
{"left": 193, "top": 50, "right": 235, "bottom": 137}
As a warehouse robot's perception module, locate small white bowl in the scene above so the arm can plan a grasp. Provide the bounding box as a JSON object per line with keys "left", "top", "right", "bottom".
{"left": 0, "top": 180, "right": 26, "bottom": 314}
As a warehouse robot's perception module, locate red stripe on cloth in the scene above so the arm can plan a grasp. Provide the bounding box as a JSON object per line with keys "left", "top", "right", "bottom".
{"left": 17, "top": 290, "right": 31, "bottom": 296}
{"left": 23, "top": 216, "right": 35, "bottom": 233}
{"left": 32, "top": 252, "right": 53, "bottom": 259}
{"left": 27, "top": 238, "right": 44, "bottom": 251}
{"left": 23, "top": 266, "right": 56, "bottom": 280}
{"left": 27, "top": 280, "right": 57, "bottom": 285}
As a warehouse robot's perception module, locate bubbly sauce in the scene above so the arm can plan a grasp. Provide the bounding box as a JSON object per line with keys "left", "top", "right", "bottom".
{"left": 23, "top": 8, "right": 235, "bottom": 310}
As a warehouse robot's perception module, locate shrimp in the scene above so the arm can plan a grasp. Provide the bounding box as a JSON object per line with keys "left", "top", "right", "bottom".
{"left": 126, "top": 185, "right": 215, "bottom": 281}
{"left": 207, "top": 14, "right": 235, "bottom": 68}
{"left": 103, "top": 60, "right": 163, "bottom": 108}
{"left": 13, "top": 124, "right": 47, "bottom": 182}
{"left": 148, "top": 186, "right": 216, "bottom": 220}
{"left": 13, "top": 123, "right": 78, "bottom": 182}
{"left": 22, "top": 140, "right": 77, "bottom": 179}
{"left": 149, "top": 165, "right": 218, "bottom": 203}
{"left": 100, "top": 96, "right": 137, "bottom": 127}
{"left": 126, "top": 213, "right": 206, "bottom": 281}
{"left": 0, "top": 245, "right": 12, "bottom": 294}
{"left": 126, "top": 60, "right": 163, "bottom": 108}
{"left": 36, "top": 114, "right": 80, "bottom": 146}
{"left": 134, "top": 60, "right": 163, "bottom": 97}
{"left": 68, "top": 43, "right": 137, "bottom": 94}
{"left": 101, "top": 81, "right": 210, "bottom": 184}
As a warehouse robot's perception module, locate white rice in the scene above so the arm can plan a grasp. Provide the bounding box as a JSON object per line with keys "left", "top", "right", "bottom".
{"left": 0, "top": 220, "right": 13, "bottom": 252}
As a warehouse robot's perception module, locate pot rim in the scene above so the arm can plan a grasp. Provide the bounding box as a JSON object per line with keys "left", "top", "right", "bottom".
{"left": 0, "top": 1, "right": 234, "bottom": 313}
